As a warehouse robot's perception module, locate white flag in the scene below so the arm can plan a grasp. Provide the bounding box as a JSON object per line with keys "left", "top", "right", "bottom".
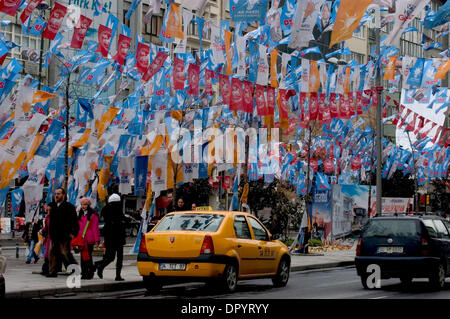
{"left": 288, "top": 0, "right": 325, "bottom": 49}
{"left": 174, "top": 9, "right": 194, "bottom": 54}
{"left": 383, "top": 0, "right": 430, "bottom": 47}
{"left": 151, "top": 149, "right": 168, "bottom": 194}
{"left": 210, "top": 23, "right": 225, "bottom": 65}
{"left": 236, "top": 35, "right": 247, "bottom": 77}
{"left": 118, "top": 156, "right": 134, "bottom": 195}
{"left": 23, "top": 184, "right": 44, "bottom": 223}
{"left": 256, "top": 44, "right": 269, "bottom": 86}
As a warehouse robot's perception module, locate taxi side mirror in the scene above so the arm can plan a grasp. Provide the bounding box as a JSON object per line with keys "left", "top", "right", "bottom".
{"left": 271, "top": 234, "right": 280, "bottom": 240}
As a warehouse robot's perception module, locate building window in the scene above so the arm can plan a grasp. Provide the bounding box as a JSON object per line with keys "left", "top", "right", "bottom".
{"left": 353, "top": 25, "right": 366, "bottom": 39}
{"left": 2, "top": 23, "right": 41, "bottom": 61}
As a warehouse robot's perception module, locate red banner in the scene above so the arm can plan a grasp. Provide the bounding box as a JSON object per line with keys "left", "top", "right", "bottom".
{"left": 96, "top": 24, "right": 112, "bottom": 58}
{"left": 266, "top": 86, "right": 275, "bottom": 116}
{"left": 42, "top": 2, "right": 68, "bottom": 40}
{"left": 20, "top": 0, "right": 43, "bottom": 24}
{"left": 205, "top": 69, "right": 215, "bottom": 96}
{"left": 243, "top": 81, "right": 254, "bottom": 113}
{"left": 173, "top": 57, "right": 185, "bottom": 91}
{"left": 323, "top": 157, "right": 334, "bottom": 173}
{"left": 142, "top": 51, "right": 168, "bottom": 82}
{"left": 70, "top": 15, "right": 92, "bottom": 49}
{"left": 329, "top": 93, "right": 339, "bottom": 119}
{"left": 255, "top": 84, "right": 267, "bottom": 116}
{"left": 136, "top": 42, "right": 150, "bottom": 74}
{"left": 113, "top": 34, "right": 131, "bottom": 66}
{"left": 0, "top": 0, "right": 21, "bottom": 16}
{"left": 219, "top": 74, "right": 231, "bottom": 106}
{"left": 187, "top": 63, "right": 200, "bottom": 96}
{"left": 319, "top": 93, "right": 331, "bottom": 124}
{"left": 309, "top": 93, "right": 318, "bottom": 121}
{"left": 231, "top": 77, "right": 243, "bottom": 111}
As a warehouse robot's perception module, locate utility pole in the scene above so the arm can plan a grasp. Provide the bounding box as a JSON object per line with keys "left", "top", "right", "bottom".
{"left": 37, "top": 2, "right": 49, "bottom": 90}
{"left": 368, "top": 4, "right": 383, "bottom": 217}
{"left": 64, "top": 73, "right": 71, "bottom": 191}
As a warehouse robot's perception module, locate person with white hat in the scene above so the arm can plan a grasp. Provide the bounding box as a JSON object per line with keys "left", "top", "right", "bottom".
{"left": 95, "top": 193, "right": 126, "bottom": 281}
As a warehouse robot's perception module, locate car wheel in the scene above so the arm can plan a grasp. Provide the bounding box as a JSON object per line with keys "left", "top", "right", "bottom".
{"left": 143, "top": 276, "right": 162, "bottom": 295}
{"left": 272, "top": 257, "right": 290, "bottom": 287}
{"left": 429, "top": 262, "right": 446, "bottom": 290}
{"left": 221, "top": 263, "right": 238, "bottom": 293}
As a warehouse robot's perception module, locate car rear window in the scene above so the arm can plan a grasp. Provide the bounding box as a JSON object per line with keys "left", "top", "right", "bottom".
{"left": 153, "top": 214, "right": 225, "bottom": 232}
{"left": 362, "top": 219, "right": 420, "bottom": 238}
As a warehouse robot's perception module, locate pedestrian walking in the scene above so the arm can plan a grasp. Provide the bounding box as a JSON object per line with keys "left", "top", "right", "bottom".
{"left": 47, "top": 188, "right": 79, "bottom": 278}
{"left": 40, "top": 209, "right": 51, "bottom": 276}
{"left": 22, "top": 217, "right": 42, "bottom": 264}
{"left": 75, "top": 197, "right": 100, "bottom": 279}
{"left": 95, "top": 193, "right": 126, "bottom": 281}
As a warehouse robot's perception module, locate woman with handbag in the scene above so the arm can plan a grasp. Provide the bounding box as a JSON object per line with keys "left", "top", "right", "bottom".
{"left": 74, "top": 197, "right": 100, "bottom": 280}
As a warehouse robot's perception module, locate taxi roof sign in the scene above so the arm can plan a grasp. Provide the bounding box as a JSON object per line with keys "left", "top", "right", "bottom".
{"left": 196, "top": 206, "right": 213, "bottom": 211}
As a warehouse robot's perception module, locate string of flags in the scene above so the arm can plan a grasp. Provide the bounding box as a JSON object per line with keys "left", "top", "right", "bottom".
{"left": 0, "top": 0, "right": 446, "bottom": 223}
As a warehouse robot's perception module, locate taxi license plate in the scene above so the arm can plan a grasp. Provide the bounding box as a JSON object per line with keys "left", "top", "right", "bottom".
{"left": 378, "top": 246, "right": 403, "bottom": 254}
{"left": 159, "top": 263, "right": 186, "bottom": 271}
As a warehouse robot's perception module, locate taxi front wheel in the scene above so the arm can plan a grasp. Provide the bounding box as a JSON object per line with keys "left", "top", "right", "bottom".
{"left": 272, "top": 257, "right": 290, "bottom": 287}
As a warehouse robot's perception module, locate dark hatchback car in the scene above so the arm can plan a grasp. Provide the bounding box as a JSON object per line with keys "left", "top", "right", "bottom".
{"left": 355, "top": 216, "right": 450, "bottom": 290}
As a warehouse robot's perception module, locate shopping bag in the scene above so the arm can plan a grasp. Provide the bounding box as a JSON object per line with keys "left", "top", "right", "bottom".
{"left": 34, "top": 233, "right": 44, "bottom": 256}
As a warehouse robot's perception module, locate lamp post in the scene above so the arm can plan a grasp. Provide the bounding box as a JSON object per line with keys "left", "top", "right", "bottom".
{"left": 37, "top": 2, "right": 49, "bottom": 90}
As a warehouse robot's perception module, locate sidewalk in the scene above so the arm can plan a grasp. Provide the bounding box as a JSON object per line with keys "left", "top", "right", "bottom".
{"left": 2, "top": 243, "right": 356, "bottom": 299}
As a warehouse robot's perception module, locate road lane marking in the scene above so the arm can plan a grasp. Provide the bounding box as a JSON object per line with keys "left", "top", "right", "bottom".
{"left": 371, "top": 296, "right": 388, "bottom": 299}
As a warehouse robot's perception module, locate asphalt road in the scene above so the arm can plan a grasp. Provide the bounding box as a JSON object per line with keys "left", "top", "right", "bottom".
{"left": 43, "top": 266, "right": 450, "bottom": 299}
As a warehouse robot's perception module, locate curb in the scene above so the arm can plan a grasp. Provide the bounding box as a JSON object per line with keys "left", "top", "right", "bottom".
{"left": 5, "top": 280, "right": 144, "bottom": 299}
{"left": 5, "top": 261, "right": 355, "bottom": 298}
{"left": 290, "top": 260, "right": 354, "bottom": 272}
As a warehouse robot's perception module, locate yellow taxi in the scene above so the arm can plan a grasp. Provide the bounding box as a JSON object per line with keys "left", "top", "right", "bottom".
{"left": 137, "top": 210, "right": 291, "bottom": 293}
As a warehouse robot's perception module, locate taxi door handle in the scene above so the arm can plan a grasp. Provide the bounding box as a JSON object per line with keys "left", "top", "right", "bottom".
{"left": 237, "top": 244, "right": 242, "bottom": 248}
{"left": 258, "top": 246, "right": 262, "bottom": 249}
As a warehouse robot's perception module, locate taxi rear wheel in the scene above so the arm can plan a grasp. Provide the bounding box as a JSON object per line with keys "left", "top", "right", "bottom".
{"left": 143, "top": 276, "right": 162, "bottom": 295}
{"left": 272, "top": 257, "right": 290, "bottom": 287}
{"left": 221, "top": 263, "right": 238, "bottom": 293}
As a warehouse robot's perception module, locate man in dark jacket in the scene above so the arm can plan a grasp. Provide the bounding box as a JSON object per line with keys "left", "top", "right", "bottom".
{"left": 47, "top": 188, "right": 79, "bottom": 277}
{"left": 95, "top": 193, "right": 126, "bottom": 281}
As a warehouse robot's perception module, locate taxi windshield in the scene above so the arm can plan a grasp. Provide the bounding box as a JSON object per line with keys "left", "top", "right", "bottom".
{"left": 154, "top": 214, "right": 225, "bottom": 232}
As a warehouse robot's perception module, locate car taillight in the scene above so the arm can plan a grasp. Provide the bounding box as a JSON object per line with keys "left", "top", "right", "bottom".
{"left": 356, "top": 238, "right": 362, "bottom": 256}
{"left": 420, "top": 237, "right": 429, "bottom": 256}
{"left": 200, "top": 235, "right": 215, "bottom": 255}
{"left": 139, "top": 234, "right": 148, "bottom": 254}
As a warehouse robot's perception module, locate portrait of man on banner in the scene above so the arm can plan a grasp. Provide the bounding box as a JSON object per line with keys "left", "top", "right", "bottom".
{"left": 96, "top": 25, "right": 113, "bottom": 58}
{"left": 0, "top": 0, "right": 22, "bottom": 17}
{"left": 231, "top": 78, "right": 243, "bottom": 111}
{"left": 20, "top": 0, "right": 43, "bottom": 24}
{"left": 301, "top": 1, "right": 341, "bottom": 62}
{"left": 173, "top": 57, "right": 185, "bottom": 90}
{"left": 136, "top": 42, "right": 150, "bottom": 73}
{"left": 42, "top": 2, "right": 68, "bottom": 40}
{"left": 187, "top": 63, "right": 200, "bottom": 97}
{"left": 219, "top": 74, "right": 231, "bottom": 106}
{"left": 70, "top": 15, "right": 93, "bottom": 49}
{"left": 243, "top": 81, "right": 254, "bottom": 113}
{"left": 113, "top": 34, "right": 132, "bottom": 66}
